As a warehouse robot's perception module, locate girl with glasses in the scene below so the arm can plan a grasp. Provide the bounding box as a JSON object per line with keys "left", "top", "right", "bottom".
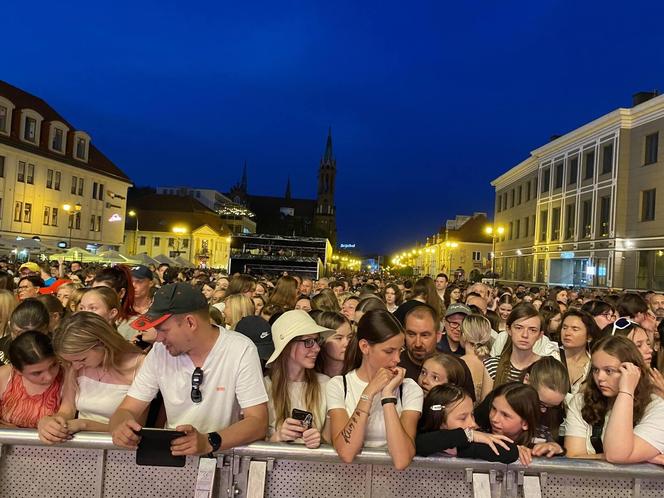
{"left": 563, "top": 335, "right": 664, "bottom": 463}
{"left": 37, "top": 312, "right": 145, "bottom": 443}
{"left": 581, "top": 299, "right": 617, "bottom": 331}
{"left": 327, "top": 309, "right": 423, "bottom": 470}
{"left": 264, "top": 310, "right": 332, "bottom": 449}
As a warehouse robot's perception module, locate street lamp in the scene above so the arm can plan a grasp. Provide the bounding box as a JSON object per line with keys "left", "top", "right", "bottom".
{"left": 128, "top": 210, "right": 139, "bottom": 255}
{"left": 485, "top": 225, "right": 505, "bottom": 277}
{"left": 62, "top": 202, "right": 82, "bottom": 248}
{"left": 445, "top": 241, "right": 459, "bottom": 275}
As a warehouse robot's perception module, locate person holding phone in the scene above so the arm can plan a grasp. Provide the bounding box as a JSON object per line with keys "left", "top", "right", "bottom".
{"left": 264, "top": 310, "right": 332, "bottom": 448}
{"left": 326, "top": 309, "right": 423, "bottom": 470}
{"left": 109, "top": 283, "right": 268, "bottom": 456}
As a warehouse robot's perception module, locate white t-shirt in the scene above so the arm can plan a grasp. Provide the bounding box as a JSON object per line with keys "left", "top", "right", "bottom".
{"left": 326, "top": 370, "right": 423, "bottom": 448}
{"left": 264, "top": 373, "right": 329, "bottom": 439}
{"left": 490, "top": 331, "right": 561, "bottom": 360}
{"left": 127, "top": 327, "right": 268, "bottom": 433}
{"left": 562, "top": 391, "right": 664, "bottom": 454}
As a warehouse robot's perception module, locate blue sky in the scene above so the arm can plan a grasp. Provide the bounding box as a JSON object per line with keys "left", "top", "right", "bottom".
{"left": 5, "top": 1, "right": 664, "bottom": 253}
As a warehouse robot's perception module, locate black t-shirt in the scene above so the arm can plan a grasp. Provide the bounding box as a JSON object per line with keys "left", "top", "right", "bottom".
{"left": 436, "top": 335, "right": 466, "bottom": 356}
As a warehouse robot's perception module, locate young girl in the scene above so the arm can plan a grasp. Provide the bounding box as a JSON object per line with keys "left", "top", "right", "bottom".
{"left": 314, "top": 311, "right": 354, "bottom": 378}
{"left": 383, "top": 284, "right": 402, "bottom": 313}
{"left": 0, "top": 331, "right": 63, "bottom": 428}
{"left": 482, "top": 304, "right": 545, "bottom": 400}
{"left": 326, "top": 309, "right": 423, "bottom": 469}
{"left": 418, "top": 353, "right": 467, "bottom": 395}
{"left": 37, "top": 312, "right": 145, "bottom": 442}
{"left": 416, "top": 384, "right": 518, "bottom": 462}
{"left": 77, "top": 287, "right": 121, "bottom": 326}
{"left": 460, "top": 314, "right": 493, "bottom": 401}
{"left": 93, "top": 265, "right": 137, "bottom": 339}
{"left": 264, "top": 310, "right": 331, "bottom": 448}
{"left": 563, "top": 335, "right": 664, "bottom": 463}
{"left": 496, "top": 294, "right": 514, "bottom": 333}
{"left": 223, "top": 294, "right": 255, "bottom": 330}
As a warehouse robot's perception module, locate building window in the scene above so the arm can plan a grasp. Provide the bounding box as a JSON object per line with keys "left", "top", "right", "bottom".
{"left": 599, "top": 196, "right": 611, "bottom": 236}
{"left": 541, "top": 167, "right": 550, "bottom": 194}
{"left": 96, "top": 216, "right": 102, "bottom": 232}
{"left": 496, "top": 196, "right": 501, "bottom": 213}
{"left": 139, "top": 236, "right": 146, "bottom": 246}
{"left": 551, "top": 207, "right": 561, "bottom": 240}
{"left": 581, "top": 200, "right": 592, "bottom": 238}
{"left": 52, "top": 128, "right": 64, "bottom": 152}
{"left": 645, "top": 133, "right": 659, "bottom": 165}
{"left": 75, "top": 212, "right": 81, "bottom": 229}
{"left": 515, "top": 219, "right": 520, "bottom": 239}
{"left": 601, "top": 143, "right": 614, "bottom": 175}
{"left": 583, "top": 149, "right": 595, "bottom": 180}
{"left": 565, "top": 204, "right": 575, "bottom": 240}
{"left": 472, "top": 251, "right": 481, "bottom": 262}
{"left": 510, "top": 189, "right": 515, "bottom": 208}
{"left": 154, "top": 237, "right": 161, "bottom": 246}
{"left": 71, "top": 176, "right": 77, "bottom": 194}
{"left": 26, "top": 164, "right": 34, "bottom": 184}
{"left": 568, "top": 155, "right": 578, "bottom": 185}
{"left": 531, "top": 215, "right": 536, "bottom": 236}
{"left": 0, "top": 156, "right": 4, "bottom": 178}
{"left": 508, "top": 221, "right": 513, "bottom": 240}
{"left": 90, "top": 215, "right": 96, "bottom": 232}
{"left": 0, "top": 105, "right": 7, "bottom": 133}
{"left": 539, "top": 209, "right": 548, "bottom": 242}
{"left": 93, "top": 182, "right": 98, "bottom": 199}
{"left": 23, "top": 203, "right": 31, "bottom": 223}
{"left": 47, "top": 169, "right": 53, "bottom": 189}
{"left": 517, "top": 185, "right": 522, "bottom": 205}
{"left": 14, "top": 201, "right": 22, "bottom": 222}
{"left": 54, "top": 171, "right": 61, "bottom": 190}
{"left": 525, "top": 181, "right": 531, "bottom": 202}
{"left": 24, "top": 117, "right": 36, "bottom": 142}
{"left": 98, "top": 184, "right": 104, "bottom": 200}
{"left": 554, "top": 161, "right": 563, "bottom": 189}
{"left": 78, "top": 179, "right": 84, "bottom": 196}
{"left": 43, "top": 207, "right": 50, "bottom": 226}
{"left": 75, "top": 137, "right": 87, "bottom": 160}
{"left": 17, "top": 161, "right": 25, "bottom": 182}
{"left": 51, "top": 208, "right": 58, "bottom": 226}
{"left": 168, "top": 238, "right": 175, "bottom": 247}
{"left": 502, "top": 193, "right": 507, "bottom": 211}
{"left": 182, "top": 239, "right": 189, "bottom": 249}
{"left": 524, "top": 217, "right": 529, "bottom": 238}
{"left": 642, "top": 189, "right": 656, "bottom": 222}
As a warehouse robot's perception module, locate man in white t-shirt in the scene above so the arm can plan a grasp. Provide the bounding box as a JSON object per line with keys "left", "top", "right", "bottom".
{"left": 109, "top": 283, "right": 268, "bottom": 456}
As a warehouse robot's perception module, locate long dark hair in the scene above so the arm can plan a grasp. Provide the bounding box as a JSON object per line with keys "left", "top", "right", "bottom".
{"left": 419, "top": 384, "right": 468, "bottom": 432}
{"left": 494, "top": 303, "right": 541, "bottom": 386}
{"left": 9, "top": 330, "right": 56, "bottom": 371}
{"left": 561, "top": 309, "right": 601, "bottom": 350}
{"left": 343, "top": 309, "right": 403, "bottom": 373}
{"left": 490, "top": 382, "right": 539, "bottom": 446}
{"left": 93, "top": 265, "right": 135, "bottom": 318}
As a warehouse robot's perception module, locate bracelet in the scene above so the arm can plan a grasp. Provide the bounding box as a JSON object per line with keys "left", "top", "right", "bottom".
{"left": 380, "top": 397, "right": 397, "bottom": 406}
{"left": 618, "top": 391, "right": 634, "bottom": 398}
{"left": 464, "top": 428, "right": 474, "bottom": 443}
{"left": 359, "top": 394, "right": 371, "bottom": 402}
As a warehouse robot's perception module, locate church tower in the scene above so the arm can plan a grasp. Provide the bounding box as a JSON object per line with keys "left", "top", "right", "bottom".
{"left": 313, "top": 128, "right": 337, "bottom": 246}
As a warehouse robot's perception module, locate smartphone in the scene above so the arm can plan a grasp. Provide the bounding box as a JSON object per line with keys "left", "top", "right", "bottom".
{"left": 291, "top": 408, "right": 314, "bottom": 430}
{"left": 136, "top": 428, "right": 186, "bottom": 467}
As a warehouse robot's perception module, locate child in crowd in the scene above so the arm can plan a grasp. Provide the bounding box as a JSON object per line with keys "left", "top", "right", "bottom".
{"left": 417, "top": 353, "right": 467, "bottom": 395}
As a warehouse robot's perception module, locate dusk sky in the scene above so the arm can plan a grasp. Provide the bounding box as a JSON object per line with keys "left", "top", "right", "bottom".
{"left": 6, "top": 1, "right": 664, "bottom": 254}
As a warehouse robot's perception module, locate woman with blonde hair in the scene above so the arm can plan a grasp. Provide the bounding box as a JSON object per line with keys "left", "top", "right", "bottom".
{"left": 223, "top": 294, "right": 255, "bottom": 330}
{"left": 78, "top": 287, "right": 121, "bottom": 326}
{"left": 37, "top": 312, "right": 145, "bottom": 442}
{"left": 460, "top": 314, "right": 494, "bottom": 401}
{"left": 0, "top": 290, "right": 19, "bottom": 365}
{"left": 68, "top": 288, "right": 87, "bottom": 314}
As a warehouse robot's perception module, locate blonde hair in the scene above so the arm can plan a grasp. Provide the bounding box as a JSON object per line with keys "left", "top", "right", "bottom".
{"left": 223, "top": 294, "right": 255, "bottom": 330}
{"left": 461, "top": 314, "right": 493, "bottom": 360}
{"left": 68, "top": 288, "right": 87, "bottom": 313}
{"left": 0, "top": 289, "right": 18, "bottom": 338}
{"left": 53, "top": 311, "right": 142, "bottom": 371}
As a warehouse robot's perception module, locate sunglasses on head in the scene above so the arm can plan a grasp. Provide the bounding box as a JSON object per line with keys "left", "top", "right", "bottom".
{"left": 611, "top": 317, "right": 637, "bottom": 336}
{"left": 191, "top": 367, "right": 203, "bottom": 403}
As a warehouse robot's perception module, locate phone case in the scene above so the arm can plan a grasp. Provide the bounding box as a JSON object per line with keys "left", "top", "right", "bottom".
{"left": 136, "top": 429, "right": 187, "bottom": 467}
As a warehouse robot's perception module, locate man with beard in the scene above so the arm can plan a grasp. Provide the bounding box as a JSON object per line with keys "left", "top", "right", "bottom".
{"left": 650, "top": 292, "right": 664, "bottom": 322}
{"left": 399, "top": 304, "right": 442, "bottom": 380}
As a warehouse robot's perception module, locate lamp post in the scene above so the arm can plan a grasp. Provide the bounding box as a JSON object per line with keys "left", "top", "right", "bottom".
{"left": 62, "top": 202, "right": 82, "bottom": 248}
{"left": 445, "top": 241, "right": 458, "bottom": 276}
{"left": 128, "top": 210, "right": 139, "bottom": 255}
{"left": 485, "top": 225, "right": 505, "bottom": 277}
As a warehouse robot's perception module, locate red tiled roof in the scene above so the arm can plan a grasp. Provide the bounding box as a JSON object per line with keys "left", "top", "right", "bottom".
{"left": 0, "top": 80, "right": 131, "bottom": 183}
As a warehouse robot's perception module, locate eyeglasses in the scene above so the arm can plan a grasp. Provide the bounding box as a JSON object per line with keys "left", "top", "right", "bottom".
{"left": 611, "top": 317, "right": 636, "bottom": 336}
{"left": 445, "top": 320, "right": 463, "bottom": 329}
{"left": 600, "top": 311, "right": 616, "bottom": 320}
{"left": 293, "top": 337, "right": 324, "bottom": 348}
{"left": 191, "top": 367, "right": 204, "bottom": 403}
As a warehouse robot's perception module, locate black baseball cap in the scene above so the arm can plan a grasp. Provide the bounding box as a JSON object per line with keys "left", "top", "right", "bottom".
{"left": 131, "top": 265, "right": 154, "bottom": 281}
{"left": 234, "top": 315, "right": 274, "bottom": 361}
{"left": 131, "top": 282, "right": 208, "bottom": 331}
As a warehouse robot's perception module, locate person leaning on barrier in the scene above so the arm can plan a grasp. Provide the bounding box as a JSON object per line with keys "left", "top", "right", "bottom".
{"left": 109, "top": 283, "right": 268, "bottom": 456}
{"left": 264, "top": 310, "right": 332, "bottom": 448}
{"left": 326, "top": 309, "right": 423, "bottom": 470}
{"left": 563, "top": 335, "right": 664, "bottom": 464}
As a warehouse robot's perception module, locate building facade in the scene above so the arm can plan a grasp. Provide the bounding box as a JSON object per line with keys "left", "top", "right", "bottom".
{"left": 492, "top": 91, "right": 664, "bottom": 289}
{"left": 0, "top": 81, "right": 131, "bottom": 250}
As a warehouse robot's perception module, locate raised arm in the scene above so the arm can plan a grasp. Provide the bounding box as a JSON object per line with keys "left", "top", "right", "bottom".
{"left": 382, "top": 368, "right": 419, "bottom": 470}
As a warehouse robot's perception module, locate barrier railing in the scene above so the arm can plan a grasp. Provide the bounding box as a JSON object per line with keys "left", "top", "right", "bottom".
{"left": 0, "top": 429, "right": 662, "bottom": 498}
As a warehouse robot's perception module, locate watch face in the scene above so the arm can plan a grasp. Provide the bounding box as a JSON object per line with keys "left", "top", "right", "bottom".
{"left": 208, "top": 432, "right": 222, "bottom": 451}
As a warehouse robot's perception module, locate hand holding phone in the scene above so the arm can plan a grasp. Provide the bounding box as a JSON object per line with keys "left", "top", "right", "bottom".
{"left": 291, "top": 408, "right": 314, "bottom": 430}
{"left": 136, "top": 428, "right": 186, "bottom": 467}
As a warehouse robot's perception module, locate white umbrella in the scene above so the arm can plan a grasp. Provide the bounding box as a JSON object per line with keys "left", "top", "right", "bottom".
{"left": 96, "top": 250, "right": 141, "bottom": 265}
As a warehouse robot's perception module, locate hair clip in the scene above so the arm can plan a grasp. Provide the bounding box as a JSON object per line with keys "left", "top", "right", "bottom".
{"left": 430, "top": 404, "right": 445, "bottom": 411}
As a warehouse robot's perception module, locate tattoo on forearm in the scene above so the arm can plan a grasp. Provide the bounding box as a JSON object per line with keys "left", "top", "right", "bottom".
{"left": 341, "top": 411, "right": 361, "bottom": 444}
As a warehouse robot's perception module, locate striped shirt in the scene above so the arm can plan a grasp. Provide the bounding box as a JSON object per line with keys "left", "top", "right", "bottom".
{"left": 483, "top": 356, "right": 527, "bottom": 383}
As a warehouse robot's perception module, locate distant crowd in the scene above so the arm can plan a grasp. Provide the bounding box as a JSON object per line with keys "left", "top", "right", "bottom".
{"left": 0, "top": 260, "right": 663, "bottom": 469}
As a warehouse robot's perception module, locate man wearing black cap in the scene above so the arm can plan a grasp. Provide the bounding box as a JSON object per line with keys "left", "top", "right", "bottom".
{"left": 110, "top": 283, "right": 268, "bottom": 455}
{"left": 437, "top": 303, "right": 472, "bottom": 356}
{"left": 131, "top": 265, "right": 154, "bottom": 315}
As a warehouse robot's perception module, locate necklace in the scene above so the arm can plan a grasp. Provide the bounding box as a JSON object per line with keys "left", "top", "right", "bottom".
{"left": 96, "top": 368, "right": 108, "bottom": 383}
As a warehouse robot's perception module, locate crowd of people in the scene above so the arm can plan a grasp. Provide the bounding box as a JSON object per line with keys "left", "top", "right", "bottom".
{"left": 1, "top": 259, "right": 664, "bottom": 470}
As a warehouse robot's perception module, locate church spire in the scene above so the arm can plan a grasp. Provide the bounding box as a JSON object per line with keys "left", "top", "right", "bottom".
{"left": 240, "top": 160, "right": 248, "bottom": 192}
{"left": 285, "top": 175, "right": 292, "bottom": 200}
{"left": 323, "top": 126, "right": 334, "bottom": 164}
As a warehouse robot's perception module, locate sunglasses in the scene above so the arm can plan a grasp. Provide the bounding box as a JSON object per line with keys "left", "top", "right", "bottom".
{"left": 293, "top": 337, "right": 324, "bottom": 348}
{"left": 191, "top": 367, "right": 204, "bottom": 403}
{"left": 611, "top": 317, "right": 636, "bottom": 336}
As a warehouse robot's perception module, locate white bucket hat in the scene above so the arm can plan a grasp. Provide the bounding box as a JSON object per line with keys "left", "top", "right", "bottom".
{"left": 266, "top": 310, "right": 334, "bottom": 365}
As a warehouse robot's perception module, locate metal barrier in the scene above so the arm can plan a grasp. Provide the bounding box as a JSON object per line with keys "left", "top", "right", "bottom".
{"left": 0, "top": 429, "right": 662, "bottom": 498}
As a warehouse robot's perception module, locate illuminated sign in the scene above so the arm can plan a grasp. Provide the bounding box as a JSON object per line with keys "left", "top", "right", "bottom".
{"left": 561, "top": 252, "right": 575, "bottom": 259}
{"left": 108, "top": 213, "right": 122, "bottom": 222}
{"left": 340, "top": 243, "right": 356, "bottom": 249}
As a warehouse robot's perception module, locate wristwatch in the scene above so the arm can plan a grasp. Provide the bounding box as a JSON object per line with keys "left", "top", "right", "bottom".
{"left": 207, "top": 432, "right": 222, "bottom": 453}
